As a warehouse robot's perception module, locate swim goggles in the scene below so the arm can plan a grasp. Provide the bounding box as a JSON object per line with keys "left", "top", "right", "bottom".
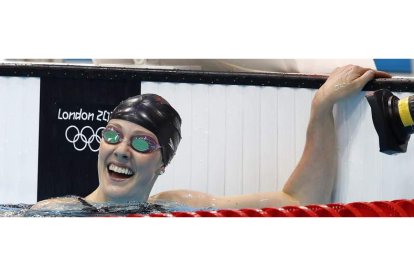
{"left": 102, "top": 126, "right": 162, "bottom": 153}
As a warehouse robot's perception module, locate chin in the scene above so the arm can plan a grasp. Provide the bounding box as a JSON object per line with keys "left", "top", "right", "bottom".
{"left": 100, "top": 181, "right": 133, "bottom": 201}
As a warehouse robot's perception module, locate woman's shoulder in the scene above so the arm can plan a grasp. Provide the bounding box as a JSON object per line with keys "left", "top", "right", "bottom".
{"left": 148, "top": 189, "right": 217, "bottom": 208}
{"left": 149, "top": 189, "right": 194, "bottom": 202}
{"left": 30, "top": 195, "right": 84, "bottom": 210}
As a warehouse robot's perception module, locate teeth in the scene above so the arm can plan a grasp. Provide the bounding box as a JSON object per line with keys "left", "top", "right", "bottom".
{"left": 109, "top": 164, "right": 134, "bottom": 176}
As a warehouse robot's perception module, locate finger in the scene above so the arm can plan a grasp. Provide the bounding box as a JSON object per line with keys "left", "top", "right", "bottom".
{"left": 355, "top": 66, "right": 392, "bottom": 78}
{"left": 355, "top": 70, "right": 375, "bottom": 88}
{"left": 373, "top": 70, "right": 392, "bottom": 78}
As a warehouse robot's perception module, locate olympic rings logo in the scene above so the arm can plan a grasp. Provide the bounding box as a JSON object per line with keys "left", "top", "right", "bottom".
{"left": 65, "top": 125, "right": 105, "bottom": 152}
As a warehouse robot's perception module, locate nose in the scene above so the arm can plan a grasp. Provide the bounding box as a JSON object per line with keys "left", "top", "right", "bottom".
{"left": 114, "top": 141, "right": 131, "bottom": 161}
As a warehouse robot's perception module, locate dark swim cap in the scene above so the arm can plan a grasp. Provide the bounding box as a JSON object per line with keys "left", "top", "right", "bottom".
{"left": 109, "top": 93, "right": 182, "bottom": 166}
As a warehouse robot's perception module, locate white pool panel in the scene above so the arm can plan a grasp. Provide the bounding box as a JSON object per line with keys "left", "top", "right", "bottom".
{"left": 0, "top": 77, "right": 40, "bottom": 204}
{"left": 143, "top": 81, "right": 414, "bottom": 203}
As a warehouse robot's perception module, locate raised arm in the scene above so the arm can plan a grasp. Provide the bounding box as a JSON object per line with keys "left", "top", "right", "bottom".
{"left": 282, "top": 65, "right": 391, "bottom": 205}
{"left": 151, "top": 65, "right": 392, "bottom": 209}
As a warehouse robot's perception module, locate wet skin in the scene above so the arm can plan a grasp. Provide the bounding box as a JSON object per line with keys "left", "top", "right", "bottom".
{"left": 86, "top": 119, "right": 164, "bottom": 203}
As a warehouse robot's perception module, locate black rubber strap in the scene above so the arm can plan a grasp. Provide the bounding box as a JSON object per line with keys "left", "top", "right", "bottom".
{"left": 77, "top": 197, "right": 99, "bottom": 212}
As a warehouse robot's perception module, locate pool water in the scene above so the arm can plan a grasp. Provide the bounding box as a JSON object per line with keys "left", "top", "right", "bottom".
{"left": 0, "top": 199, "right": 213, "bottom": 217}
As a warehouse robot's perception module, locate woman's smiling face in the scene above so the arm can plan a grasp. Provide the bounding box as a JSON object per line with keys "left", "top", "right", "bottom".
{"left": 97, "top": 119, "right": 164, "bottom": 203}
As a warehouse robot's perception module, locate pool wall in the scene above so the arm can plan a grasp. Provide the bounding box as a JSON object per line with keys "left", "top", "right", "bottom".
{"left": 1, "top": 62, "right": 414, "bottom": 204}
{"left": 142, "top": 81, "right": 414, "bottom": 204}
{"left": 0, "top": 77, "right": 40, "bottom": 203}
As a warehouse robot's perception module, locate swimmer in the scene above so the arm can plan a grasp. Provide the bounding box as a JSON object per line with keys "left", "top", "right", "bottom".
{"left": 31, "top": 65, "right": 392, "bottom": 210}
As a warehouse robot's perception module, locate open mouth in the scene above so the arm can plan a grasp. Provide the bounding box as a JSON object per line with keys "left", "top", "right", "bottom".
{"left": 107, "top": 163, "right": 135, "bottom": 181}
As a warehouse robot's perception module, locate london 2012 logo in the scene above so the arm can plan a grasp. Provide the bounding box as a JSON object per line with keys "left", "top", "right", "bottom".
{"left": 65, "top": 125, "right": 105, "bottom": 152}
{"left": 58, "top": 107, "right": 110, "bottom": 152}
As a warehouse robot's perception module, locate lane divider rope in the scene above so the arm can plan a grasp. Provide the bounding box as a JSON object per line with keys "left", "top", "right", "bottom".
{"left": 124, "top": 199, "right": 414, "bottom": 217}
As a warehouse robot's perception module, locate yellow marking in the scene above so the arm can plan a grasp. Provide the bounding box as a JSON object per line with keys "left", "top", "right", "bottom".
{"left": 398, "top": 97, "right": 414, "bottom": 127}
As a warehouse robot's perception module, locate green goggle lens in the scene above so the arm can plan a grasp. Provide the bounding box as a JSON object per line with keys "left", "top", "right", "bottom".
{"left": 102, "top": 127, "right": 160, "bottom": 153}
{"left": 131, "top": 137, "right": 150, "bottom": 152}
{"left": 102, "top": 129, "right": 120, "bottom": 144}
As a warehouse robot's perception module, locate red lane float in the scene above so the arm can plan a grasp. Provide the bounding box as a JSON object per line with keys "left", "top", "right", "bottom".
{"left": 125, "top": 199, "right": 414, "bottom": 217}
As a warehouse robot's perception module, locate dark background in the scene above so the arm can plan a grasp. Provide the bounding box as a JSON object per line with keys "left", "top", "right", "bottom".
{"left": 37, "top": 78, "right": 141, "bottom": 200}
